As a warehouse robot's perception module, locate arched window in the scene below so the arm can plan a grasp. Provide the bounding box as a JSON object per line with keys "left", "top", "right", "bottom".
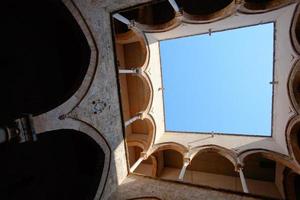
{"left": 0, "top": 129, "right": 105, "bottom": 200}
{"left": 0, "top": 0, "right": 91, "bottom": 124}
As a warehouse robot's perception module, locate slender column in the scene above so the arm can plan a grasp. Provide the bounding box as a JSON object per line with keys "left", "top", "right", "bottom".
{"left": 125, "top": 115, "right": 140, "bottom": 127}
{"left": 239, "top": 168, "right": 249, "bottom": 193}
{"left": 178, "top": 158, "right": 190, "bottom": 180}
{"left": 113, "top": 13, "right": 131, "bottom": 26}
{"left": 119, "top": 68, "right": 142, "bottom": 75}
{"left": 168, "top": 0, "right": 180, "bottom": 12}
{"left": 125, "top": 112, "right": 144, "bottom": 127}
{"left": 130, "top": 157, "right": 144, "bottom": 173}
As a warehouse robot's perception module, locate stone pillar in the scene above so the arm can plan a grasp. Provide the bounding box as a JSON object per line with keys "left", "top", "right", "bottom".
{"left": 168, "top": 0, "right": 180, "bottom": 13}
{"left": 239, "top": 168, "right": 249, "bottom": 193}
{"left": 178, "top": 158, "right": 190, "bottom": 180}
{"left": 113, "top": 13, "right": 131, "bottom": 26}
{"left": 119, "top": 68, "right": 142, "bottom": 75}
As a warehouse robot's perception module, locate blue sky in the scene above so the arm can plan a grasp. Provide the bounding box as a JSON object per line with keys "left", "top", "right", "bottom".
{"left": 160, "top": 23, "right": 274, "bottom": 136}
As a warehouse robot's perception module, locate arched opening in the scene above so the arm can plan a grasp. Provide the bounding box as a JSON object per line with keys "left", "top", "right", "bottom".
{"left": 128, "top": 146, "right": 144, "bottom": 168}
{"left": 127, "top": 76, "right": 150, "bottom": 116}
{"left": 289, "top": 121, "right": 300, "bottom": 165}
{"left": 154, "top": 149, "right": 183, "bottom": 180}
{"left": 131, "top": 119, "right": 152, "bottom": 135}
{"left": 120, "top": 75, "right": 151, "bottom": 124}
{"left": 292, "top": 70, "right": 300, "bottom": 111}
{"left": 119, "top": 1, "right": 175, "bottom": 28}
{"left": 127, "top": 118, "right": 154, "bottom": 144}
{"left": 115, "top": 30, "right": 150, "bottom": 126}
{"left": 243, "top": 154, "right": 283, "bottom": 198}
{"left": 292, "top": 8, "right": 300, "bottom": 54}
{"left": 186, "top": 151, "right": 238, "bottom": 190}
{"left": 176, "top": 0, "right": 234, "bottom": 21}
{"left": 127, "top": 142, "right": 188, "bottom": 179}
{"left": 134, "top": 155, "right": 157, "bottom": 177}
{"left": 0, "top": 0, "right": 91, "bottom": 124}
{"left": 0, "top": 129, "right": 104, "bottom": 200}
{"left": 136, "top": 1, "right": 175, "bottom": 26}
{"left": 128, "top": 145, "right": 157, "bottom": 176}
{"left": 128, "top": 144, "right": 187, "bottom": 179}
{"left": 115, "top": 37, "right": 147, "bottom": 68}
{"left": 243, "top": 0, "right": 290, "bottom": 12}
{"left": 288, "top": 60, "right": 300, "bottom": 112}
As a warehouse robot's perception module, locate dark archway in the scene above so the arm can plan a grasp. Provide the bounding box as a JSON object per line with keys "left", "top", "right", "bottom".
{"left": 0, "top": 129, "right": 104, "bottom": 200}
{"left": 119, "top": 1, "right": 175, "bottom": 26}
{"left": 244, "top": 0, "right": 289, "bottom": 11}
{"left": 293, "top": 9, "right": 300, "bottom": 54}
{"left": 176, "top": 0, "right": 233, "bottom": 15}
{"left": 243, "top": 154, "right": 276, "bottom": 182}
{"left": 291, "top": 69, "right": 300, "bottom": 110}
{"left": 0, "top": 0, "right": 91, "bottom": 124}
{"left": 289, "top": 121, "right": 300, "bottom": 165}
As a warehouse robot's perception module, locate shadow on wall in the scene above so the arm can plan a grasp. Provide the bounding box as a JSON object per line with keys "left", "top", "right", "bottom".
{"left": 0, "top": 129, "right": 105, "bottom": 200}
{"left": 0, "top": 0, "right": 91, "bottom": 124}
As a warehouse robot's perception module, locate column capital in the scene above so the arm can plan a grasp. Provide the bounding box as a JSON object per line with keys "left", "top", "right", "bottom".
{"left": 235, "top": 163, "right": 244, "bottom": 172}
{"left": 138, "top": 112, "right": 146, "bottom": 120}
{"left": 128, "top": 20, "right": 137, "bottom": 29}
{"left": 125, "top": 113, "right": 144, "bottom": 127}
{"left": 183, "top": 158, "right": 191, "bottom": 167}
{"left": 140, "top": 151, "right": 148, "bottom": 160}
{"left": 175, "top": 10, "right": 183, "bottom": 18}
{"left": 134, "top": 68, "right": 143, "bottom": 75}
{"left": 235, "top": 158, "right": 245, "bottom": 172}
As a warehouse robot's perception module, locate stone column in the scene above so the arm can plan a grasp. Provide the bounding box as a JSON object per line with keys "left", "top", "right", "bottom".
{"left": 119, "top": 68, "right": 142, "bottom": 75}
{"left": 113, "top": 13, "right": 131, "bottom": 26}
{"left": 238, "top": 168, "right": 249, "bottom": 193}
{"left": 168, "top": 0, "right": 180, "bottom": 13}
{"left": 178, "top": 158, "right": 190, "bottom": 180}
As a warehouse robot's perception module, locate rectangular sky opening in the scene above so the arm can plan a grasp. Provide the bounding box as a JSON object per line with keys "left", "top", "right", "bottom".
{"left": 160, "top": 23, "right": 274, "bottom": 136}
